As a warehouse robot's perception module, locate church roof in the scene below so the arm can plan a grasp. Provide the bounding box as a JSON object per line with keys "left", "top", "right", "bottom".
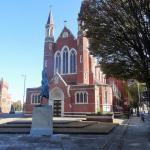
{"left": 50, "top": 72, "right": 68, "bottom": 87}
{"left": 56, "top": 26, "right": 75, "bottom": 41}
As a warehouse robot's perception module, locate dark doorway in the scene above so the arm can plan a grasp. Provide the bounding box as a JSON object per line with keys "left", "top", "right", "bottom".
{"left": 53, "top": 100, "right": 61, "bottom": 117}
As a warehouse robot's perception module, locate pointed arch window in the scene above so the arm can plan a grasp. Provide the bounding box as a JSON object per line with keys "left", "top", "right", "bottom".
{"left": 31, "top": 94, "right": 41, "bottom": 104}
{"left": 38, "top": 95, "right": 41, "bottom": 103}
{"left": 77, "top": 93, "right": 80, "bottom": 103}
{"left": 63, "top": 48, "right": 68, "bottom": 74}
{"left": 32, "top": 95, "right": 35, "bottom": 104}
{"left": 50, "top": 27, "right": 54, "bottom": 37}
{"left": 80, "top": 93, "right": 83, "bottom": 103}
{"left": 84, "top": 93, "right": 87, "bottom": 103}
{"left": 75, "top": 91, "right": 88, "bottom": 104}
{"left": 55, "top": 52, "right": 61, "bottom": 73}
{"left": 70, "top": 50, "right": 76, "bottom": 73}
{"left": 105, "top": 91, "right": 108, "bottom": 104}
{"left": 35, "top": 95, "right": 38, "bottom": 103}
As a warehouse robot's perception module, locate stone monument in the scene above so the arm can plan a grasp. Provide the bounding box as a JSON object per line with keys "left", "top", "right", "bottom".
{"left": 30, "top": 105, "right": 53, "bottom": 136}
{"left": 40, "top": 68, "right": 49, "bottom": 104}
{"left": 30, "top": 69, "right": 53, "bottom": 136}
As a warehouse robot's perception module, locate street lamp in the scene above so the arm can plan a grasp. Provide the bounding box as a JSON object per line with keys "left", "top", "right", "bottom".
{"left": 21, "top": 74, "right": 26, "bottom": 112}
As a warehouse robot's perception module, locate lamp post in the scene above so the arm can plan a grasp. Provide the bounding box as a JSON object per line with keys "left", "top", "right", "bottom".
{"left": 136, "top": 82, "right": 140, "bottom": 116}
{"left": 137, "top": 82, "right": 140, "bottom": 105}
{"left": 21, "top": 74, "right": 26, "bottom": 112}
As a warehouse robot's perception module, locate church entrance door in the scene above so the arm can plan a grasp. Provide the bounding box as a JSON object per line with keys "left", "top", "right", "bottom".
{"left": 53, "top": 100, "right": 61, "bottom": 116}
{"left": 49, "top": 87, "right": 64, "bottom": 117}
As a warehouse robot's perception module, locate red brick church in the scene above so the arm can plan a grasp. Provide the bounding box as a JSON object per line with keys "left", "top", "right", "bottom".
{"left": 25, "top": 9, "right": 128, "bottom": 116}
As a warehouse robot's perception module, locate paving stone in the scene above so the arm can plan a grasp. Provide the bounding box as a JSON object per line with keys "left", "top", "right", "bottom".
{"left": 107, "top": 143, "right": 120, "bottom": 150}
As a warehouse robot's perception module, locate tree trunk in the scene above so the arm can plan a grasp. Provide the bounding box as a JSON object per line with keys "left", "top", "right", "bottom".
{"left": 146, "top": 82, "right": 150, "bottom": 108}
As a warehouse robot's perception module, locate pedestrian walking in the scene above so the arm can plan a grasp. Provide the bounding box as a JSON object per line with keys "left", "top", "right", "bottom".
{"left": 130, "top": 108, "right": 133, "bottom": 116}
{"left": 140, "top": 111, "right": 145, "bottom": 122}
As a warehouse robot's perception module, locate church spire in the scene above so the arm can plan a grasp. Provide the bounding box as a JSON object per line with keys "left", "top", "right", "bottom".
{"left": 47, "top": 10, "right": 54, "bottom": 26}
{"left": 45, "top": 10, "right": 54, "bottom": 41}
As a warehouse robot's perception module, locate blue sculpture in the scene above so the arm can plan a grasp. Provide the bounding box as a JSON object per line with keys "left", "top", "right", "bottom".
{"left": 40, "top": 69, "right": 49, "bottom": 98}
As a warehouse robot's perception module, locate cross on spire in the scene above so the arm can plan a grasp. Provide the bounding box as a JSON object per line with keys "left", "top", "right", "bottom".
{"left": 49, "top": 5, "right": 52, "bottom": 11}
{"left": 64, "top": 20, "right": 67, "bottom": 27}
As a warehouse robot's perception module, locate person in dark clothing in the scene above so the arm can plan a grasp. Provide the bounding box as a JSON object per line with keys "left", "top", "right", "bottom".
{"left": 130, "top": 108, "right": 133, "bottom": 116}
{"left": 141, "top": 111, "right": 145, "bottom": 122}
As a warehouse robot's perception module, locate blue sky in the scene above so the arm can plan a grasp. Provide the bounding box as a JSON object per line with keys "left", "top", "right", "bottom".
{"left": 0, "top": 0, "right": 82, "bottom": 102}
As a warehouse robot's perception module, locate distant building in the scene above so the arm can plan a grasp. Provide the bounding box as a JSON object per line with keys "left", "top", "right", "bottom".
{"left": 25, "top": 87, "right": 41, "bottom": 112}
{"left": 0, "top": 78, "right": 12, "bottom": 113}
{"left": 107, "top": 78, "right": 129, "bottom": 112}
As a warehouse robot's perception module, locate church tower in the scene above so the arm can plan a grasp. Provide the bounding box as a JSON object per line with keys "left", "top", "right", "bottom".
{"left": 77, "top": 2, "right": 90, "bottom": 85}
{"left": 43, "top": 10, "right": 55, "bottom": 81}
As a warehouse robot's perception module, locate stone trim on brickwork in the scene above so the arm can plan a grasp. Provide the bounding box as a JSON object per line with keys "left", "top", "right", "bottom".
{"left": 75, "top": 91, "right": 88, "bottom": 104}
{"left": 50, "top": 72, "right": 68, "bottom": 87}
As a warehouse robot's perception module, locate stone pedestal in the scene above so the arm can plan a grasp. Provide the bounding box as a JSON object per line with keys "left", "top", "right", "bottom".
{"left": 30, "top": 105, "right": 53, "bottom": 137}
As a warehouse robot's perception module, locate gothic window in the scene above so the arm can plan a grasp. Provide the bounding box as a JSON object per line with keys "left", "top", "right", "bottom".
{"left": 84, "top": 73, "right": 87, "bottom": 80}
{"left": 84, "top": 93, "right": 87, "bottom": 103}
{"left": 75, "top": 92, "right": 88, "bottom": 104}
{"left": 77, "top": 93, "right": 80, "bottom": 103}
{"left": 63, "top": 48, "right": 68, "bottom": 74}
{"left": 35, "top": 95, "right": 38, "bottom": 103}
{"left": 80, "top": 93, "right": 83, "bottom": 103}
{"left": 55, "top": 52, "right": 61, "bottom": 73}
{"left": 80, "top": 55, "right": 83, "bottom": 63}
{"left": 105, "top": 91, "right": 108, "bottom": 104}
{"left": 62, "top": 32, "right": 68, "bottom": 38}
{"left": 70, "top": 50, "right": 76, "bottom": 73}
{"left": 38, "top": 95, "right": 41, "bottom": 103}
{"left": 31, "top": 94, "right": 40, "bottom": 104}
{"left": 32, "top": 95, "right": 35, "bottom": 104}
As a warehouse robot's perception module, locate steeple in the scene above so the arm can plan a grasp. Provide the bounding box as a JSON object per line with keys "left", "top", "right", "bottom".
{"left": 45, "top": 10, "right": 54, "bottom": 41}
{"left": 47, "top": 10, "right": 54, "bottom": 26}
{"left": 43, "top": 10, "right": 55, "bottom": 80}
{"left": 78, "top": 0, "right": 86, "bottom": 36}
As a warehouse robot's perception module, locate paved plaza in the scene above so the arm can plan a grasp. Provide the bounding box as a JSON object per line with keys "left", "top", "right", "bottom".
{"left": 0, "top": 114, "right": 150, "bottom": 150}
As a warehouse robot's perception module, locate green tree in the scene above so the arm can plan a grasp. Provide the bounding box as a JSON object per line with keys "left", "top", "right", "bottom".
{"left": 79, "top": 0, "right": 150, "bottom": 104}
{"left": 128, "top": 82, "right": 139, "bottom": 108}
{"left": 13, "top": 100, "right": 22, "bottom": 111}
{"left": 128, "top": 80, "right": 146, "bottom": 113}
